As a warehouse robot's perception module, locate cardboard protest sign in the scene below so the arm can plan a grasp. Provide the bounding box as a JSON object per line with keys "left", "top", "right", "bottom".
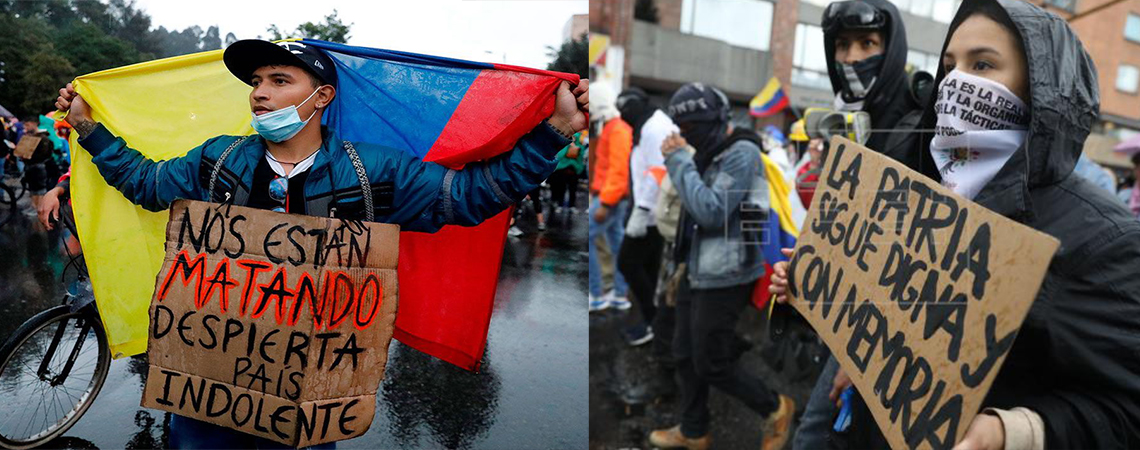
{"left": 13, "top": 135, "right": 41, "bottom": 160}
{"left": 142, "top": 200, "right": 399, "bottom": 447}
{"left": 784, "top": 137, "right": 1059, "bottom": 450}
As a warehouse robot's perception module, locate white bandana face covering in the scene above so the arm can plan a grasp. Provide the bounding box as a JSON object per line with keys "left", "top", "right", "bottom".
{"left": 929, "top": 70, "right": 1029, "bottom": 199}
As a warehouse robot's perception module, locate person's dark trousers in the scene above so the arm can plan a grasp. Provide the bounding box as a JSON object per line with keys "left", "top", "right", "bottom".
{"left": 673, "top": 278, "right": 780, "bottom": 438}
{"left": 618, "top": 226, "right": 664, "bottom": 324}
{"left": 549, "top": 168, "right": 579, "bottom": 208}
{"left": 651, "top": 243, "right": 677, "bottom": 364}
{"left": 652, "top": 301, "right": 676, "bottom": 362}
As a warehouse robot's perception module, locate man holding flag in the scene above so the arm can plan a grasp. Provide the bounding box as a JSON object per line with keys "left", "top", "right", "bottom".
{"left": 55, "top": 38, "right": 588, "bottom": 448}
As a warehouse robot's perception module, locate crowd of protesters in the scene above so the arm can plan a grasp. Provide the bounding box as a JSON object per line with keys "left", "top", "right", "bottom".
{"left": 1, "top": 114, "right": 71, "bottom": 211}
{"left": 591, "top": 0, "right": 1140, "bottom": 448}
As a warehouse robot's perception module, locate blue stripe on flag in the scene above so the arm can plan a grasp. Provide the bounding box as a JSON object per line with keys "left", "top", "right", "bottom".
{"left": 319, "top": 51, "right": 481, "bottom": 158}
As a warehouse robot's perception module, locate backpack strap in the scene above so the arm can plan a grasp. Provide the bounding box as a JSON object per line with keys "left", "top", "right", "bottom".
{"left": 342, "top": 141, "right": 374, "bottom": 221}
{"left": 208, "top": 136, "right": 249, "bottom": 203}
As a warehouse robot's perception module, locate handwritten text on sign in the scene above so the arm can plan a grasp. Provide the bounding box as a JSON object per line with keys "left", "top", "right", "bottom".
{"left": 142, "top": 200, "right": 400, "bottom": 447}
{"left": 786, "top": 137, "right": 1057, "bottom": 450}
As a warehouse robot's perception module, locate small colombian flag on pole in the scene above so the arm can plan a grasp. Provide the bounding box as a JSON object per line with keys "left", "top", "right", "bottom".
{"left": 749, "top": 77, "right": 789, "bottom": 117}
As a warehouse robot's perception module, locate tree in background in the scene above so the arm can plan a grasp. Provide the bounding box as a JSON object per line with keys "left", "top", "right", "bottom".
{"left": 0, "top": 0, "right": 228, "bottom": 117}
{"left": 546, "top": 35, "right": 587, "bottom": 79}
{"left": 265, "top": 10, "right": 352, "bottom": 44}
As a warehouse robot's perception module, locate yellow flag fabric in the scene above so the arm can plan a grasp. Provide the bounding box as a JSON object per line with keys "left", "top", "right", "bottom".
{"left": 70, "top": 48, "right": 255, "bottom": 358}
{"left": 761, "top": 153, "right": 801, "bottom": 239}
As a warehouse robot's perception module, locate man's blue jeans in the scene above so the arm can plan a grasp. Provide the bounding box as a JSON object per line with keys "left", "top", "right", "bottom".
{"left": 792, "top": 356, "right": 840, "bottom": 450}
{"left": 168, "top": 414, "right": 337, "bottom": 449}
{"left": 588, "top": 196, "right": 629, "bottom": 298}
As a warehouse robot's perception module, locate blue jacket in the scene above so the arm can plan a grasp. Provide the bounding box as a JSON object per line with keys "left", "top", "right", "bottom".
{"left": 79, "top": 122, "right": 569, "bottom": 233}
{"left": 665, "top": 138, "right": 768, "bottom": 289}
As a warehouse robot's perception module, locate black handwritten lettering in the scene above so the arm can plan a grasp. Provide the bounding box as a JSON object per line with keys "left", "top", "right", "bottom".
{"left": 960, "top": 314, "right": 1017, "bottom": 387}
{"left": 153, "top": 305, "right": 173, "bottom": 339}
{"left": 155, "top": 369, "right": 179, "bottom": 407}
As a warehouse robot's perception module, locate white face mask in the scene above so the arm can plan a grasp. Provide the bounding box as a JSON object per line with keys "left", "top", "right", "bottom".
{"left": 929, "top": 70, "right": 1029, "bottom": 199}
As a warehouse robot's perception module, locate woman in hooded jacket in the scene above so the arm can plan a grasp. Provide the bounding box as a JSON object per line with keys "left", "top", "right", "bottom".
{"left": 771, "top": 0, "right": 1140, "bottom": 448}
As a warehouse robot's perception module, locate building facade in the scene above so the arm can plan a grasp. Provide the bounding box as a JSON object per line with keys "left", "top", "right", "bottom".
{"left": 589, "top": 0, "right": 1140, "bottom": 172}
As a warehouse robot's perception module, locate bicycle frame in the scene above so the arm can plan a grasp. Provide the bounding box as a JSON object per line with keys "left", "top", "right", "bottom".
{"left": 35, "top": 200, "right": 97, "bottom": 389}
{"left": 38, "top": 315, "right": 91, "bottom": 387}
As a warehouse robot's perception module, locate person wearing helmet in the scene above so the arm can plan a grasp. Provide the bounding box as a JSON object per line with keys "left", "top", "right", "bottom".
{"left": 647, "top": 83, "right": 795, "bottom": 450}
{"left": 788, "top": 119, "right": 824, "bottom": 207}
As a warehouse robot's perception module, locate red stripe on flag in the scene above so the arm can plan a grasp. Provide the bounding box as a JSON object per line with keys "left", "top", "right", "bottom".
{"left": 490, "top": 63, "right": 580, "bottom": 84}
{"left": 424, "top": 70, "right": 562, "bottom": 169}
{"left": 394, "top": 208, "right": 513, "bottom": 371}
{"left": 751, "top": 96, "right": 789, "bottom": 118}
{"left": 752, "top": 263, "right": 776, "bottom": 310}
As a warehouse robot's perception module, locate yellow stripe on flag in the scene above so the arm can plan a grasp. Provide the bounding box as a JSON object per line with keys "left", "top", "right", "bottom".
{"left": 70, "top": 49, "right": 255, "bottom": 358}
{"left": 750, "top": 77, "right": 782, "bottom": 110}
{"left": 589, "top": 35, "right": 610, "bottom": 65}
{"left": 761, "top": 153, "right": 799, "bottom": 239}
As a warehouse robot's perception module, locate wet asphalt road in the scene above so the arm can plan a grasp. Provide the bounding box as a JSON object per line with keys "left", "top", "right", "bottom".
{"left": 0, "top": 189, "right": 587, "bottom": 450}
{"left": 588, "top": 278, "right": 829, "bottom": 449}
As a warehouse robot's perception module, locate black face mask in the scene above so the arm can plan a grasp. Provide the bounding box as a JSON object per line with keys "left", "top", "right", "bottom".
{"left": 836, "top": 53, "right": 883, "bottom": 102}
{"left": 683, "top": 121, "right": 729, "bottom": 173}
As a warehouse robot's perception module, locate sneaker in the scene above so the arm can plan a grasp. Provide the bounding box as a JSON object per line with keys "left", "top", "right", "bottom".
{"left": 760, "top": 394, "right": 796, "bottom": 450}
{"left": 589, "top": 295, "right": 611, "bottom": 312}
{"left": 606, "top": 292, "right": 632, "bottom": 310}
{"left": 570, "top": 207, "right": 579, "bottom": 214}
{"left": 623, "top": 324, "right": 654, "bottom": 346}
{"left": 507, "top": 226, "right": 524, "bottom": 237}
{"left": 537, "top": 221, "right": 547, "bottom": 231}
{"left": 648, "top": 425, "right": 710, "bottom": 450}
{"left": 555, "top": 206, "right": 564, "bottom": 214}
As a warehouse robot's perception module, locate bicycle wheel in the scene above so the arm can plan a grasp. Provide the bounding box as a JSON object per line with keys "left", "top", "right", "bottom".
{"left": 13, "top": 177, "right": 26, "bottom": 201}
{"left": 0, "top": 183, "right": 14, "bottom": 209}
{"left": 0, "top": 305, "right": 111, "bottom": 449}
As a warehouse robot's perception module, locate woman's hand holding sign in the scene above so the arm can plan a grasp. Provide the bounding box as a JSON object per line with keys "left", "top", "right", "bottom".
{"left": 770, "top": 248, "right": 795, "bottom": 305}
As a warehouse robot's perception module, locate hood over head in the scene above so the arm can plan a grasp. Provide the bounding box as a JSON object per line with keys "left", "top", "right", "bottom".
{"left": 591, "top": 82, "right": 620, "bottom": 125}
{"left": 617, "top": 87, "right": 657, "bottom": 145}
{"left": 667, "top": 82, "right": 733, "bottom": 171}
{"left": 915, "top": 0, "right": 1099, "bottom": 219}
{"left": 823, "top": 0, "right": 910, "bottom": 127}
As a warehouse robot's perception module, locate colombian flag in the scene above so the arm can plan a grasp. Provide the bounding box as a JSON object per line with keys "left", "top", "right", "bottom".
{"left": 749, "top": 77, "right": 789, "bottom": 118}
{"left": 69, "top": 38, "right": 577, "bottom": 371}
{"left": 752, "top": 153, "right": 807, "bottom": 310}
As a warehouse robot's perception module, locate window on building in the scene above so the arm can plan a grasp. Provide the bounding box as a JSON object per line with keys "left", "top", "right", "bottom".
{"left": 1117, "top": 65, "right": 1140, "bottom": 93}
{"left": 909, "top": 0, "right": 934, "bottom": 17}
{"left": 907, "top": 49, "right": 939, "bottom": 75}
{"left": 1126, "top": 14, "right": 1140, "bottom": 43}
{"left": 931, "top": 0, "right": 956, "bottom": 22}
{"left": 793, "top": 23, "right": 833, "bottom": 90}
{"left": 889, "top": 0, "right": 958, "bottom": 23}
{"left": 680, "top": 0, "right": 774, "bottom": 51}
{"left": 806, "top": 0, "right": 958, "bottom": 23}
{"left": 1043, "top": 0, "right": 1076, "bottom": 13}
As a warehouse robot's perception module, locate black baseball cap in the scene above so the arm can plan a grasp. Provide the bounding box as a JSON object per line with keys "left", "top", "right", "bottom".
{"left": 223, "top": 39, "right": 338, "bottom": 88}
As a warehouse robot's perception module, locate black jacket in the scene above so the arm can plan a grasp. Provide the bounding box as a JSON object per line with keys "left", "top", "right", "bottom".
{"left": 823, "top": 0, "right": 922, "bottom": 164}
{"left": 841, "top": 0, "right": 1140, "bottom": 448}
